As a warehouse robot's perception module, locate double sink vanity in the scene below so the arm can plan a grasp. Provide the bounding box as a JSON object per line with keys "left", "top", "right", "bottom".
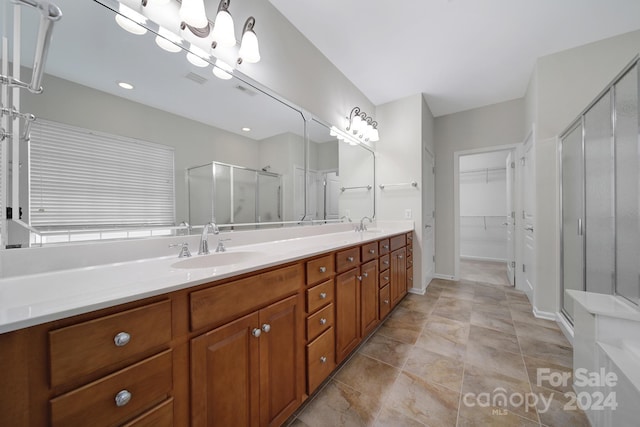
{"left": 0, "top": 222, "right": 414, "bottom": 426}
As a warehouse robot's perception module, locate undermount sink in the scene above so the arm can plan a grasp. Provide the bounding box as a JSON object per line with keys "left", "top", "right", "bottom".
{"left": 363, "top": 228, "right": 384, "bottom": 233}
{"left": 171, "top": 251, "right": 262, "bottom": 269}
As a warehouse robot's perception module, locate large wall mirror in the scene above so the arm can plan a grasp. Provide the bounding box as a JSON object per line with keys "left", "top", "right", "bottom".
{"left": 4, "top": 0, "right": 375, "bottom": 247}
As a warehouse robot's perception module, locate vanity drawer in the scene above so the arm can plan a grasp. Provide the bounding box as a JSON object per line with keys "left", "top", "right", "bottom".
{"left": 50, "top": 350, "right": 172, "bottom": 427}
{"left": 306, "top": 303, "right": 334, "bottom": 341}
{"left": 407, "top": 266, "right": 414, "bottom": 290}
{"left": 307, "top": 327, "right": 335, "bottom": 393}
{"left": 306, "top": 254, "right": 335, "bottom": 285}
{"left": 378, "top": 239, "right": 390, "bottom": 255}
{"left": 190, "top": 264, "right": 303, "bottom": 331}
{"left": 406, "top": 232, "right": 414, "bottom": 246}
{"left": 122, "top": 398, "right": 173, "bottom": 427}
{"left": 361, "top": 242, "right": 378, "bottom": 263}
{"left": 49, "top": 300, "right": 171, "bottom": 388}
{"left": 379, "top": 271, "right": 390, "bottom": 288}
{"left": 379, "top": 254, "right": 390, "bottom": 271}
{"left": 406, "top": 250, "right": 413, "bottom": 268}
{"left": 336, "top": 247, "right": 360, "bottom": 273}
{"left": 390, "top": 234, "right": 406, "bottom": 251}
{"left": 379, "top": 285, "right": 391, "bottom": 319}
{"left": 306, "top": 279, "right": 334, "bottom": 313}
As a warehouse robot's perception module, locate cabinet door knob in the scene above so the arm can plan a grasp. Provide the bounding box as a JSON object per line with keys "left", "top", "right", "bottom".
{"left": 357, "top": 276, "right": 362, "bottom": 281}
{"left": 384, "top": 299, "right": 389, "bottom": 304}
{"left": 319, "top": 266, "right": 327, "bottom": 273}
{"left": 319, "top": 318, "right": 327, "bottom": 325}
{"left": 115, "top": 390, "right": 132, "bottom": 407}
{"left": 261, "top": 324, "right": 271, "bottom": 333}
{"left": 363, "top": 272, "right": 368, "bottom": 278}
{"left": 398, "top": 255, "right": 404, "bottom": 259}
{"left": 383, "top": 245, "right": 389, "bottom": 249}
{"left": 347, "top": 256, "right": 354, "bottom": 262}
{"left": 319, "top": 292, "right": 327, "bottom": 299}
{"left": 320, "top": 356, "right": 327, "bottom": 364}
{"left": 113, "top": 332, "right": 131, "bottom": 347}
{"left": 252, "top": 328, "right": 261, "bottom": 338}
{"left": 369, "top": 249, "right": 375, "bottom": 254}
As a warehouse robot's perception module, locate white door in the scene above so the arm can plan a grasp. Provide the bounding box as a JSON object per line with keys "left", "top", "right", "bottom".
{"left": 294, "top": 166, "right": 306, "bottom": 220}
{"left": 324, "top": 172, "right": 340, "bottom": 220}
{"left": 519, "top": 134, "right": 536, "bottom": 300}
{"left": 423, "top": 148, "right": 435, "bottom": 287}
{"left": 505, "top": 151, "right": 516, "bottom": 286}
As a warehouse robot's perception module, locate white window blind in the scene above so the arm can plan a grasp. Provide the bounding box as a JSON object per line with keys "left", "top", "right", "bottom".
{"left": 29, "top": 119, "right": 175, "bottom": 229}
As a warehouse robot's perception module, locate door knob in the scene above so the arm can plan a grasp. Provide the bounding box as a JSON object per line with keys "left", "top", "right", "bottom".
{"left": 261, "top": 323, "right": 271, "bottom": 333}
{"left": 252, "top": 328, "right": 261, "bottom": 338}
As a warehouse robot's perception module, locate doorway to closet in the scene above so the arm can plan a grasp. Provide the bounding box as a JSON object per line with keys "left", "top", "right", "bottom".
{"left": 458, "top": 149, "right": 516, "bottom": 287}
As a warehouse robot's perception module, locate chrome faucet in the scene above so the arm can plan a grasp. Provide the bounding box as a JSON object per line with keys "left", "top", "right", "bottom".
{"left": 169, "top": 242, "right": 191, "bottom": 258}
{"left": 340, "top": 215, "right": 352, "bottom": 223}
{"left": 215, "top": 238, "right": 230, "bottom": 253}
{"left": 356, "top": 216, "right": 373, "bottom": 232}
{"left": 198, "top": 222, "right": 219, "bottom": 255}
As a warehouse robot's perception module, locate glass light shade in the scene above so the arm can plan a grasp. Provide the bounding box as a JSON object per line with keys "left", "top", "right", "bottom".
{"left": 329, "top": 127, "right": 338, "bottom": 137}
{"left": 351, "top": 115, "right": 363, "bottom": 134}
{"left": 186, "top": 45, "right": 209, "bottom": 67}
{"left": 211, "top": 10, "right": 236, "bottom": 48}
{"left": 155, "top": 28, "right": 182, "bottom": 53}
{"left": 239, "top": 30, "right": 260, "bottom": 63}
{"left": 213, "top": 60, "right": 234, "bottom": 80}
{"left": 115, "top": 5, "right": 147, "bottom": 35}
{"left": 180, "top": 0, "right": 209, "bottom": 29}
{"left": 369, "top": 128, "right": 380, "bottom": 142}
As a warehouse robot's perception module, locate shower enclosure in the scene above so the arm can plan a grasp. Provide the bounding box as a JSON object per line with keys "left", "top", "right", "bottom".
{"left": 560, "top": 58, "right": 639, "bottom": 322}
{"left": 187, "top": 161, "right": 282, "bottom": 228}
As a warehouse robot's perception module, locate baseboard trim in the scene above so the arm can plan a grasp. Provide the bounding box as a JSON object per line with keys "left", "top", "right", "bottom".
{"left": 434, "top": 274, "right": 457, "bottom": 281}
{"left": 532, "top": 307, "right": 556, "bottom": 321}
{"left": 408, "top": 288, "right": 426, "bottom": 296}
{"left": 556, "top": 312, "right": 574, "bottom": 346}
{"left": 460, "top": 255, "right": 507, "bottom": 263}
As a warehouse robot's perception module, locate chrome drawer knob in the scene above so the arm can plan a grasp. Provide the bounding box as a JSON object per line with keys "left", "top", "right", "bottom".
{"left": 383, "top": 245, "right": 389, "bottom": 249}
{"left": 252, "top": 328, "right": 261, "bottom": 338}
{"left": 319, "top": 292, "right": 327, "bottom": 299}
{"left": 384, "top": 299, "right": 389, "bottom": 304}
{"left": 347, "top": 256, "right": 354, "bottom": 262}
{"left": 320, "top": 356, "right": 327, "bottom": 364}
{"left": 398, "top": 255, "right": 404, "bottom": 259}
{"left": 384, "top": 261, "right": 389, "bottom": 266}
{"left": 384, "top": 276, "right": 389, "bottom": 281}
{"left": 369, "top": 249, "right": 375, "bottom": 254}
{"left": 363, "top": 272, "right": 368, "bottom": 278}
{"left": 115, "top": 390, "right": 132, "bottom": 407}
{"left": 319, "top": 266, "right": 327, "bottom": 273}
{"left": 319, "top": 318, "right": 327, "bottom": 325}
{"left": 357, "top": 276, "right": 362, "bottom": 281}
{"left": 261, "top": 323, "right": 271, "bottom": 333}
{"left": 114, "top": 332, "right": 131, "bottom": 347}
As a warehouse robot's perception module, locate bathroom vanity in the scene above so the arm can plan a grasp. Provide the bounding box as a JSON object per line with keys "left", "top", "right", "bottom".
{"left": 0, "top": 226, "right": 413, "bottom": 426}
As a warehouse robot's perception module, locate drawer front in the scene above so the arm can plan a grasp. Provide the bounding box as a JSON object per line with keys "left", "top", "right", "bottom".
{"left": 390, "top": 234, "right": 406, "bottom": 251}
{"left": 190, "top": 264, "right": 303, "bottom": 331}
{"left": 406, "top": 249, "right": 413, "bottom": 268}
{"left": 306, "top": 303, "right": 334, "bottom": 342}
{"left": 122, "top": 398, "right": 173, "bottom": 427}
{"left": 306, "top": 279, "right": 334, "bottom": 313}
{"left": 407, "top": 266, "right": 414, "bottom": 291}
{"left": 379, "top": 270, "right": 390, "bottom": 288}
{"left": 49, "top": 300, "right": 171, "bottom": 388}
{"left": 379, "top": 254, "right": 390, "bottom": 272}
{"left": 378, "top": 239, "right": 390, "bottom": 256}
{"left": 336, "top": 247, "right": 360, "bottom": 273}
{"left": 50, "top": 350, "right": 173, "bottom": 427}
{"left": 406, "top": 232, "right": 414, "bottom": 246}
{"left": 307, "top": 327, "right": 336, "bottom": 393}
{"left": 306, "top": 254, "right": 335, "bottom": 285}
{"left": 379, "top": 285, "right": 391, "bottom": 319}
{"left": 361, "top": 242, "right": 378, "bottom": 263}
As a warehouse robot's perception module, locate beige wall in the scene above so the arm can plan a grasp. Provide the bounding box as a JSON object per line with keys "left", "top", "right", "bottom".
{"left": 433, "top": 99, "right": 525, "bottom": 278}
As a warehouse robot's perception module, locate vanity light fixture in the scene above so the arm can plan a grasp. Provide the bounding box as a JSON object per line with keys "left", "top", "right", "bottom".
{"left": 115, "top": 3, "right": 148, "bottom": 35}
{"left": 179, "top": 0, "right": 211, "bottom": 38}
{"left": 237, "top": 17, "right": 260, "bottom": 64}
{"left": 330, "top": 126, "right": 361, "bottom": 146}
{"left": 155, "top": 27, "right": 183, "bottom": 53}
{"left": 186, "top": 44, "right": 210, "bottom": 67}
{"left": 212, "top": 59, "right": 234, "bottom": 80}
{"left": 211, "top": 0, "right": 236, "bottom": 49}
{"left": 346, "top": 107, "right": 380, "bottom": 142}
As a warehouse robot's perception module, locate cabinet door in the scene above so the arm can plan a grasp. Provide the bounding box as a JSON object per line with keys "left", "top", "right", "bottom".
{"left": 390, "top": 248, "right": 406, "bottom": 307}
{"left": 360, "top": 260, "right": 379, "bottom": 337}
{"left": 191, "top": 312, "right": 260, "bottom": 427}
{"left": 335, "top": 268, "right": 361, "bottom": 363}
{"left": 259, "top": 295, "right": 303, "bottom": 427}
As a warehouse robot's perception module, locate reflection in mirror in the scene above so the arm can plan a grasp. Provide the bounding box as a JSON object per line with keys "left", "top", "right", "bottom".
{"left": 307, "top": 119, "right": 375, "bottom": 222}
{"left": 10, "top": 0, "right": 305, "bottom": 245}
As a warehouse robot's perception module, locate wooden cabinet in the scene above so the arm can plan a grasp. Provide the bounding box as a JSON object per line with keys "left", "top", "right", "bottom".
{"left": 191, "top": 294, "right": 303, "bottom": 427}
{"left": 390, "top": 247, "right": 407, "bottom": 308}
{"left": 335, "top": 267, "right": 361, "bottom": 363}
{"left": 360, "top": 260, "right": 379, "bottom": 337}
{"left": 379, "top": 285, "right": 391, "bottom": 319}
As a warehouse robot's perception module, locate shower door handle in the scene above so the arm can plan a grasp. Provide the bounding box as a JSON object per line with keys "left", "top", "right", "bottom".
{"left": 577, "top": 218, "right": 583, "bottom": 236}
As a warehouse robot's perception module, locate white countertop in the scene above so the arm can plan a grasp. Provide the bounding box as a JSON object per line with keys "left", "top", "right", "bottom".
{"left": 0, "top": 225, "right": 411, "bottom": 334}
{"left": 567, "top": 290, "right": 640, "bottom": 322}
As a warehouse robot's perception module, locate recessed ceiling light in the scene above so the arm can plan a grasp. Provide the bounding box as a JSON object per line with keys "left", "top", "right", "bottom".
{"left": 118, "top": 82, "right": 134, "bottom": 90}
{"left": 242, "top": 127, "right": 251, "bottom": 132}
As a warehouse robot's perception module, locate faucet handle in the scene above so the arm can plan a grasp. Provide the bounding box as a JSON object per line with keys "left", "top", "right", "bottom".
{"left": 215, "top": 238, "right": 231, "bottom": 253}
{"left": 169, "top": 242, "right": 191, "bottom": 258}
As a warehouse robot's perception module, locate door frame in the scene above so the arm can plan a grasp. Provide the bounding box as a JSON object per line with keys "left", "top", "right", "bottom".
{"left": 453, "top": 143, "right": 520, "bottom": 281}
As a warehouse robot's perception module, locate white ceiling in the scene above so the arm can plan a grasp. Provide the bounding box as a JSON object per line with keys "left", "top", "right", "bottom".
{"left": 269, "top": 0, "right": 640, "bottom": 117}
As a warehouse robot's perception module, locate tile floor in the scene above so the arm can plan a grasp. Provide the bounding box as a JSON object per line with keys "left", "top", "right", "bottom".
{"left": 286, "top": 274, "right": 588, "bottom": 426}
{"left": 460, "top": 259, "right": 511, "bottom": 287}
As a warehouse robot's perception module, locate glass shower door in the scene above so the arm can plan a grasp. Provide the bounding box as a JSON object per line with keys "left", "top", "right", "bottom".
{"left": 584, "top": 91, "right": 615, "bottom": 295}
{"left": 561, "top": 124, "right": 585, "bottom": 320}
